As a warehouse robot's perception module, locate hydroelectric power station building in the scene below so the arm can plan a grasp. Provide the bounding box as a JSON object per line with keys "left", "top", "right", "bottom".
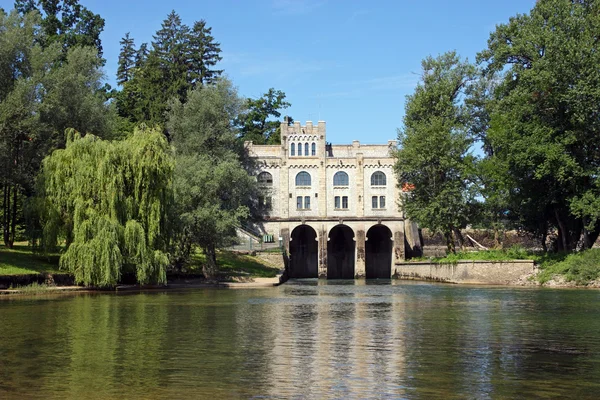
{"left": 246, "top": 120, "right": 422, "bottom": 279}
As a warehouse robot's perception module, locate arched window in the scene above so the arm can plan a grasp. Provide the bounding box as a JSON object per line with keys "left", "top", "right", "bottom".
{"left": 304, "top": 143, "right": 309, "bottom": 156}
{"left": 295, "top": 171, "right": 311, "bottom": 186}
{"left": 371, "top": 171, "right": 387, "bottom": 186}
{"left": 257, "top": 172, "right": 273, "bottom": 186}
{"left": 298, "top": 142, "right": 302, "bottom": 156}
{"left": 291, "top": 143, "right": 295, "bottom": 156}
{"left": 333, "top": 171, "right": 349, "bottom": 186}
{"left": 311, "top": 142, "right": 316, "bottom": 156}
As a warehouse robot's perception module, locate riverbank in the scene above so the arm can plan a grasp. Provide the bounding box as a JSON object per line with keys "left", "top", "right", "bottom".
{"left": 0, "top": 244, "right": 284, "bottom": 295}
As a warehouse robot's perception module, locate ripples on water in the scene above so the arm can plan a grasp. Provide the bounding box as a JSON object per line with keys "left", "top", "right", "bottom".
{"left": 2, "top": 280, "right": 600, "bottom": 399}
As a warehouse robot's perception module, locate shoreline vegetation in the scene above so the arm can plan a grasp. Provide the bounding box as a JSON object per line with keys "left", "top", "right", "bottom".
{"left": 0, "top": 243, "right": 283, "bottom": 295}
{"left": 4, "top": 243, "right": 600, "bottom": 296}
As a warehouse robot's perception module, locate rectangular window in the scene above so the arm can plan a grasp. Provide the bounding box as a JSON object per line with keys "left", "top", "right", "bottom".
{"left": 342, "top": 196, "right": 348, "bottom": 209}
{"left": 304, "top": 196, "right": 310, "bottom": 209}
{"left": 258, "top": 196, "right": 264, "bottom": 208}
{"left": 266, "top": 196, "right": 272, "bottom": 210}
{"left": 298, "top": 144, "right": 302, "bottom": 156}
{"left": 379, "top": 196, "right": 386, "bottom": 209}
{"left": 372, "top": 196, "right": 378, "bottom": 209}
{"left": 297, "top": 196, "right": 302, "bottom": 209}
{"left": 334, "top": 196, "right": 340, "bottom": 209}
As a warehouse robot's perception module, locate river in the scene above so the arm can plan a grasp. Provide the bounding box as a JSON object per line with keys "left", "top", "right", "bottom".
{"left": 2, "top": 280, "right": 600, "bottom": 399}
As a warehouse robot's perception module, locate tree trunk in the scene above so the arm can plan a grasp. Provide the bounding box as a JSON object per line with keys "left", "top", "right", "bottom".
{"left": 453, "top": 227, "right": 465, "bottom": 251}
{"left": 541, "top": 231, "right": 547, "bottom": 253}
{"left": 8, "top": 184, "right": 17, "bottom": 248}
{"left": 444, "top": 230, "right": 456, "bottom": 254}
{"left": 202, "top": 244, "right": 218, "bottom": 280}
{"left": 554, "top": 208, "right": 569, "bottom": 252}
{"left": 3, "top": 182, "right": 11, "bottom": 247}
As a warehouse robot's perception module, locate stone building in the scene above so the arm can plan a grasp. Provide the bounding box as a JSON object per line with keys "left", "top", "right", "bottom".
{"left": 246, "top": 120, "right": 421, "bottom": 279}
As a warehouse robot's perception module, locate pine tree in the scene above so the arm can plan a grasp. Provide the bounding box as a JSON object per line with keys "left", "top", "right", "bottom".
{"left": 135, "top": 42, "right": 149, "bottom": 68}
{"left": 187, "top": 20, "right": 223, "bottom": 87}
{"left": 117, "top": 32, "right": 136, "bottom": 85}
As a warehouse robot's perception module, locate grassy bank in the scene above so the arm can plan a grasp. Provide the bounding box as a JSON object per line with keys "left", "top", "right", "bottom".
{"left": 419, "top": 246, "right": 600, "bottom": 286}
{"left": 0, "top": 244, "right": 60, "bottom": 275}
{"left": 1, "top": 243, "right": 280, "bottom": 287}
{"left": 189, "top": 249, "right": 281, "bottom": 278}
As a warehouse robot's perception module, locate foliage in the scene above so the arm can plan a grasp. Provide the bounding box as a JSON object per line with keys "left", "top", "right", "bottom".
{"left": 395, "top": 51, "right": 478, "bottom": 253}
{"left": 477, "top": 0, "right": 600, "bottom": 251}
{"left": 167, "top": 79, "right": 258, "bottom": 278}
{"left": 14, "top": 0, "right": 105, "bottom": 58}
{"left": 0, "top": 9, "right": 116, "bottom": 248}
{"left": 236, "top": 88, "right": 291, "bottom": 144}
{"left": 116, "top": 10, "right": 223, "bottom": 126}
{"left": 537, "top": 249, "right": 600, "bottom": 285}
{"left": 421, "top": 245, "right": 533, "bottom": 264}
{"left": 37, "top": 127, "right": 174, "bottom": 287}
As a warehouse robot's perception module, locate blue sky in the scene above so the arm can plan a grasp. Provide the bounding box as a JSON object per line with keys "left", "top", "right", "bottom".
{"left": 3, "top": 0, "right": 535, "bottom": 144}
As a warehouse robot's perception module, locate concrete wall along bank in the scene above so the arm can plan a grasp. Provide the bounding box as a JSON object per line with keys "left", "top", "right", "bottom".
{"left": 394, "top": 260, "right": 535, "bottom": 285}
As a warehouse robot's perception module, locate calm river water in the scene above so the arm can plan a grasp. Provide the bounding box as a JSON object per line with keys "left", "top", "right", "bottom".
{"left": 2, "top": 281, "right": 600, "bottom": 399}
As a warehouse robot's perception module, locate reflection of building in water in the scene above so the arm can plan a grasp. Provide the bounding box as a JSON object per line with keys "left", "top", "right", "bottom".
{"left": 246, "top": 120, "right": 422, "bottom": 279}
{"left": 261, "top": 283, "right": 409, "bottom": 398}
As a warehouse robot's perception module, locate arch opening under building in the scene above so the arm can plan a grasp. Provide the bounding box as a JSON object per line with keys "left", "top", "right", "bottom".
{"left": 365, "top": 225, "right": 393, "bottom": 279}
{"left": 327, "top": 225, "right": 355, "bottom": 279}
{"left": 289, "top": 225, "right": 318, "bottom": 278}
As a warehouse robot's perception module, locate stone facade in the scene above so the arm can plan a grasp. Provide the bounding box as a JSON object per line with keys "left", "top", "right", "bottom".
{"left": 246, "top": 121, "right": 419, "bottom": 279}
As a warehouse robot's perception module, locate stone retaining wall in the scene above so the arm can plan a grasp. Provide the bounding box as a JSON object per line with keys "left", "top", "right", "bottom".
{"left": 394, "top": 260, "right": 534, "bottom": 285}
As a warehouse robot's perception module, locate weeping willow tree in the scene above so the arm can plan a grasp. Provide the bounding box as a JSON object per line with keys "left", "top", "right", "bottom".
{"left": 37, "top": 127, "right": 174, "bottom": 287}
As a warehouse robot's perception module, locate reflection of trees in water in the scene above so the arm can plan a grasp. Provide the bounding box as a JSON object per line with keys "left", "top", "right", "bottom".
{"left": 3, "top": 285, "right": 600, "bottom": 398}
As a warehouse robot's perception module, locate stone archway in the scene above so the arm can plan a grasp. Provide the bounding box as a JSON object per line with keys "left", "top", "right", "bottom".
{"left": 365, "top": 225, "right": 393, "bottom": 279}
{"left": 289, "top": 225, "right": 318, "bottom": 278}
{"left": 327, "top": 225, "right": 355, "bottom": 279}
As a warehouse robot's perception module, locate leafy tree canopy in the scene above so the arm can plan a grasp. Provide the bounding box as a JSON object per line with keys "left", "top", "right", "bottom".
{"left": 395, "top": 51, "right": 478, "bottom": 253}
{"left": 0, "top": 9, "right": 116, "bottom": 248}
{"left": 236, "top": 88, "right": 291, "bottom": 145}
{"left": 167, "top": 79, "right": 257, "bottom": 278}
{"left": 38, "top": 127, "right": 174, "bottom": 287}
{"left": 477, "top": 0, "right": 600, "bottom": 251}
{"left": 14, "top": 0, "right": 105, "bottom": 58}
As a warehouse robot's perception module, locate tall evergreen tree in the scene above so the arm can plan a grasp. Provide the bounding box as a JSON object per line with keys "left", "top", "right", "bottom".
{"left": 117, "top": 32, "right": 136, "bottom": 85}
{"left": 187, "top": 19, "right": 223, "bottom": 87}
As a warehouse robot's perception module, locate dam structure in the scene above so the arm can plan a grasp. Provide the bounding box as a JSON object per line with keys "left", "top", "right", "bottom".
{"left": 246, "top": 120, "right": 422, "bottom": 279}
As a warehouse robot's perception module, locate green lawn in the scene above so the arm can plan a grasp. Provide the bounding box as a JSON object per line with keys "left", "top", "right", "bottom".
{"left": 189, "top": 249, "right": 281, "bottom": 278}
{"left": 0, "top": 244, "right": 61, "bottom": 275}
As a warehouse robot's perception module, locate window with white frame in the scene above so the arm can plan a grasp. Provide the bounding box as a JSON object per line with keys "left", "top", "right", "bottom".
{"left": 335, "top": 196, "right": 348, "bottom": 210}
{"left": 372, "top": 195, "right": 386, "bottom": 209}
{"left": 333, "top": 171, "right": 349, "bottom": 186}
{"left": 295, "top": 171, "right": 311, "bottom": 186}
{"left": 298, "top": 142, "right": 302, "bottom": 156}
{"left": 291, "top": 143, "right": 295, "bottom": 156}
{"left": 311, "top": 143, "right": 316, "bottom": 156}
{"left": 371, "top": 171, "right": 387, "bottom": 186}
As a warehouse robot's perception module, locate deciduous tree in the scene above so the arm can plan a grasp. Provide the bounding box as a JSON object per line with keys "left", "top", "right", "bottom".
{"left": 395, "top": 51, "right": 478, "bottom": 253}
{"left": 37, "top": 127, "right": 174, "bottom": 287}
